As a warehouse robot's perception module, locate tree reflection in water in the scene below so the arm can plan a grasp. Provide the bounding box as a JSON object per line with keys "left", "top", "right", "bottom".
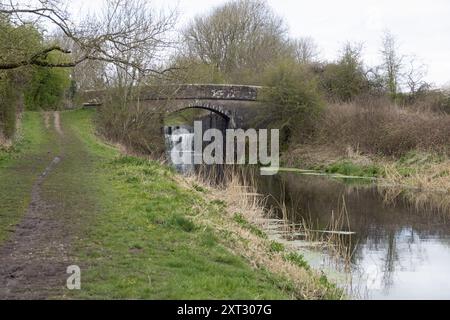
{"left": 256, "top": 173, "right": 450, "bottom": 299}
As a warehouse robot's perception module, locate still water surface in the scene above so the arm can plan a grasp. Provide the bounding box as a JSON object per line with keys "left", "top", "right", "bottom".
{"left": 257, "top": 173, "right": 450, "bottom": 300}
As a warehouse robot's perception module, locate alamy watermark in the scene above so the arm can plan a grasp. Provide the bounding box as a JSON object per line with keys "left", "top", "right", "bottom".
{"left": 169, "top": 121, "right": 279, "bottom": 175}
{"left": 66, "top": 265, "right": 81, "bottom": 290}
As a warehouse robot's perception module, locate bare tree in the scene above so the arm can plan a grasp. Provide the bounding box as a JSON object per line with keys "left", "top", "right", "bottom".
{"left": 380, "top": 31, "right": 403, "bottom": 98}
{"left": 182, "top": 0, "right": 289, "bottom": 80}
{"left": 405, "top": 56, "right": 429, "bottom": 96}
{"left": 0, "top": 0, "right": 177, "bottom": 77}
{"left": 292, "top": 37, "right": 319, "bottom": 64}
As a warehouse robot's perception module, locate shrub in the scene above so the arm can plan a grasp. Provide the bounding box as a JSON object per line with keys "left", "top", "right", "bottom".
{"left": 261, "top": 59, "right": 325, "bottom": 147}
{"left": 315, "top": 97, "right": 450, "bottom": 156}
{"left": 24, "top": 52, "right": 71, "bottom": 111}
{"left": 407, "top": 90, "right": 450, "bottom": 114}
{"left": 0, "top": 18, "right": 70, "bottom": 139}
{"left": 95, "top": 89, "right": 166, "bottom": 157}
{"left": 318, "top": 43, "right": 369, "bottom": 102}
{"left": 319, "top": 62, "right": 368, "bottom": 102}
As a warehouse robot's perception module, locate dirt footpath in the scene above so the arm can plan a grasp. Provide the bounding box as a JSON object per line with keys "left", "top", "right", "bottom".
{"left": 0, "top": 112, "right": 72, "bottom": 299}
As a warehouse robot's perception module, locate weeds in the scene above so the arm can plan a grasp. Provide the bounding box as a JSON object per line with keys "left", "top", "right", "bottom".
{"left": 315, "top": 98, "right": 450, "bottom": 157}
{"left": 183, "top": 165, "right": 345, "bottom": 299}
{"left": 233, "top": 213, "right": 267, "bottom": 239}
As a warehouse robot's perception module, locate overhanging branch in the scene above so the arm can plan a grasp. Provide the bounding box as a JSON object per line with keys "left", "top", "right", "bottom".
{"left": 0, "top": 46, "right": 78, "bottom": 69}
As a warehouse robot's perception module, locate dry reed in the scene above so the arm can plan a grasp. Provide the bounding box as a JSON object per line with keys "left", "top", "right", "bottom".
{"left": 175, "top": 166, "right": 345, "bottom": 299}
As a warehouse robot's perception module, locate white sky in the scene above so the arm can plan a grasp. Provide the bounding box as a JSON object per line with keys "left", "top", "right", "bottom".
{"left": 69, "top": 0, "right": 450, "bottom": 87}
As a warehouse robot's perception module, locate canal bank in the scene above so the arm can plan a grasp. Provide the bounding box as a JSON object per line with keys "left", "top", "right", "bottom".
{"left": 0, "top": 108, "right": 342, "bottom": 299}
{"left": 67, "top": 109, "right": 342, "bottom": 299}
{"left": 162, "top": 106, "right": 450, "bottom": 299}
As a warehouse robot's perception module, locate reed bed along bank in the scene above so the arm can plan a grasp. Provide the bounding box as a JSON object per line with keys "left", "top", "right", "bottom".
{"left": 281, "top": 98, "right": 450, "bottom": 216}
{"left": 284, "top": 97, "right": 450, "bottom": 174}
{"left": 378, "top": 159, "right": 450, "bottom": 216}
{"left": 176, "top": 166, "right": 347, "bottom": 299}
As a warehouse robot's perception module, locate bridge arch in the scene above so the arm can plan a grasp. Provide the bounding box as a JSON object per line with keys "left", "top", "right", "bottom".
{"left": 167, "top": 102, "right": 236, "bottom": 129}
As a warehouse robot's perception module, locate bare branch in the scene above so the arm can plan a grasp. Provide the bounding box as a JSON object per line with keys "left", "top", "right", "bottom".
{"left": 0, "top": 0, "right": 177, "bottom": 78}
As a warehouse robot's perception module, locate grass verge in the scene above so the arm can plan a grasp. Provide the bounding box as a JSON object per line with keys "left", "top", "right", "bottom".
{"left": 63, "top": 109, "right": 341, "bottom": 299}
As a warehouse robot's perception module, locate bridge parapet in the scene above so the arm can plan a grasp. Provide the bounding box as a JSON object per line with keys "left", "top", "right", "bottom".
{"left": 82, "top": 84, "right": 262, "bottom": 104}
{"left": 140, "top": 84, "right": 261, "bottom": 101}
{"left": 81, "top": 84, "right": 268, "bottom": 129}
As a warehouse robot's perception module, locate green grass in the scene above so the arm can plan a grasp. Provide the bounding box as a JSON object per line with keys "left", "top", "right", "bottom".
{"left": 233, "top": 213, "right": 267, "bottom": 239}
{"left": 0, "top": 112, "right": 55, "bottom": 244}
{"left": 1, "top": 109, "right": 339, "bottom": 299}
{"left": 0, "top": 112, "right": 48, "bottom": 166}
{"left": 284, "top": 252, "right": 310, "bottom": 271}
{"left": 319, "top": 161, "right": 381, "bottom": 178}
{"left": 327, "top": 162, "right": 378, "bottom": 177}
{"left": 310, "top": 152, "right": 447, "bottom": 180}
{"left": 63, "top": 110, "right": 306, "bottom": 299}
{"left": 274, "top": 166, "right": 377, "bottom": 184}
{"left": 394, "top": 151, "right": 449, "bottom": 177}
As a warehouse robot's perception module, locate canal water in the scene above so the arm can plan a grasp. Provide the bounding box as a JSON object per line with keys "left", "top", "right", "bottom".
{"left": 164, "top": 117, "right": 450, "bottom": 299}
{"left": 257, "top": 172, "right": 450, "bottom": 299}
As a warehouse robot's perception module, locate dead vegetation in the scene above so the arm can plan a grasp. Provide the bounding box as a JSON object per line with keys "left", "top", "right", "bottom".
{"left": 314, "top": 97, "right": 450, "bottom": 157}
{"left": 174, "top": 167, "right": 345, "bottom": 299}
{"left": 379, "top": 158, "right": 450, "bottom": 214}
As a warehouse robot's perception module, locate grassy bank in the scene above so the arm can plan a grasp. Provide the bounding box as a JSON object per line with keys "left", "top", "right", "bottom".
{"left": 59, "top": 109, "right": 340, "bottom": 299}
{"left": 283, "top": 144, "right": 449, "bottom": 189}
{"left": 282, "top": 143, "right": 450, "bottom": 214}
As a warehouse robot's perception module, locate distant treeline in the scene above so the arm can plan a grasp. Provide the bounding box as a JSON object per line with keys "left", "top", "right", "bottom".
{"left": 1, "top": 0, "right": 449, "bottom": 157}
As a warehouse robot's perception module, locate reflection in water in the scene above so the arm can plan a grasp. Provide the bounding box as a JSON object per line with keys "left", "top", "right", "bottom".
{"left": 257, "top": 173, "right": 450, "bottom": 299}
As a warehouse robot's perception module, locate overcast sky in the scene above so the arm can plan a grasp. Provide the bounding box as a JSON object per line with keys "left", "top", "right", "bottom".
{"left": 70, "top": 0, "right": 450, "bottom": 87}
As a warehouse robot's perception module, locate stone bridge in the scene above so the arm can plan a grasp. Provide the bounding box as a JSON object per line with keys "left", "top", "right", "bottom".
{"left": 82, "top": 84, "right": 270, "bottom": 128}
